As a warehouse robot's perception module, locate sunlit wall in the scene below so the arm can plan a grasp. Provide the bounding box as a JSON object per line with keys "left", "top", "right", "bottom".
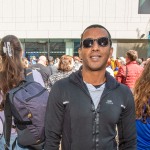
{"left": 0, "top": 0, "right": 150, "bottom": 39}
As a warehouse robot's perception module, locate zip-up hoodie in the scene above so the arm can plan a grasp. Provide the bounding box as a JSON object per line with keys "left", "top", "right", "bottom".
{"left": 44, "top": 69, "right": 137, "bottom": 150}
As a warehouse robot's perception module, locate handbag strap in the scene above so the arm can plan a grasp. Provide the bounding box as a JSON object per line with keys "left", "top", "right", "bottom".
{"left": 124, "top": 65, "right": 128, "bottom": 82}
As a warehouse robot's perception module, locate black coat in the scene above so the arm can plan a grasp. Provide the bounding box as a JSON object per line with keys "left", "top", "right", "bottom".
{"left": 44, "top": 69, "right": 137, "bottom": 150}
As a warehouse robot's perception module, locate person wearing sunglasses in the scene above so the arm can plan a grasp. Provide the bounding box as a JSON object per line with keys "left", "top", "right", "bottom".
{"left": 44, "top": 24, "right": 137, "bottom": 150}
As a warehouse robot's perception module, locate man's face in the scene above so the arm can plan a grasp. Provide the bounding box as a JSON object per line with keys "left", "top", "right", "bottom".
{"left": 78, "top": 27, "right": 113, "bottom": 71}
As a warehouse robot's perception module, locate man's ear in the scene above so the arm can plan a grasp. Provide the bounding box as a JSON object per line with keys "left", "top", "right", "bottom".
{"left": 78, "top": 48, "right": 82, "bottom": 59}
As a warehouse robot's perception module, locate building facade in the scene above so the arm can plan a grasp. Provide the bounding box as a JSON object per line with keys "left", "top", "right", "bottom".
{"left": 0, "top": 0, "right": 150, "bottom": 59}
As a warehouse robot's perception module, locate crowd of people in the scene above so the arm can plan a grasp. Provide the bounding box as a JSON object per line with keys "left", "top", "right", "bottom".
{"left": 0, "top": 24, "right": 150, "bottom": 150}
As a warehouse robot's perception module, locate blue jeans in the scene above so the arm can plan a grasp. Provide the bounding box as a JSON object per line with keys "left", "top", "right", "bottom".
{"left": 0, "top": 133, "right": 29, "bottom": 150}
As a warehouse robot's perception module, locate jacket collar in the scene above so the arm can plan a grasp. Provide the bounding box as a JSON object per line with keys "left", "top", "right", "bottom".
{"left": 126, "top": 61, "right": 137, "bottom": 65}
{"left": 69, "top": 67, "right": 120, "bottom": 90}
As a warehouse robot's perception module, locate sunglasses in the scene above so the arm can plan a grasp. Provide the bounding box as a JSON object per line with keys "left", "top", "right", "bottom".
{"left": 81, "top": 37, "right": 110, "bottom": 48}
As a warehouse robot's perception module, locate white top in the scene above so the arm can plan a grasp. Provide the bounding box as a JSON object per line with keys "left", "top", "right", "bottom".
{"left": 84, "top": 82, "right": 105, "bottom": 109}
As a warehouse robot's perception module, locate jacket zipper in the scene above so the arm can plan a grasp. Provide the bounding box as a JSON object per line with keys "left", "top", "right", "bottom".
{"left": 73, "top": 81, "right": 99, "bottom": 150}
{"left": 73, "top": 80, "right": 114, "bottom": 150}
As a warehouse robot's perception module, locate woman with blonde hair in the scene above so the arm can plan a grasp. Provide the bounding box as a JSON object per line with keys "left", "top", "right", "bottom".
{"left": 134, "top": 59, "right": 150, "bottom": 149}
{"left": 48, "top": 55, "right": 75, "bottom": 88}
{"left": 116, "top": 50, "right": 143, "bottom": 91}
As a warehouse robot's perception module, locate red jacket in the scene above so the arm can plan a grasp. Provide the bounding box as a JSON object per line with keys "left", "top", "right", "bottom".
{"left": 116, "top": 61, "right": 143, "bottom": 89}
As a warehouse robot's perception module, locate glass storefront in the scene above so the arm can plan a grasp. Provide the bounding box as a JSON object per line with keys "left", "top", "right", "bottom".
{"left": 49, "top": 39, "right": 66, "bottom": 58}
{"left": 20, "top": 39, "right": 80, "bottom": 60}
{"left": 74, "top": 40, "right": 80, "bottom": 56}
{"left": 2, "top": 38, "right": 149, "bottom": 60}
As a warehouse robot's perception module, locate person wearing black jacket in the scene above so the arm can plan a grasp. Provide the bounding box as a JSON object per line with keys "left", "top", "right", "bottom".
{"left": 30, "top": 55, "right": 52, "bottom": 87}
{"left": 44, "top": 24, "right": 137, "bottom": 150}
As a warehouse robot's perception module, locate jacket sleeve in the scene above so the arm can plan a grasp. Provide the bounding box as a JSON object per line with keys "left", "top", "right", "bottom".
{"left": 117, "top": 89, "right": 137, "bottom": 150}
{"left": 44, "top": 82, "right": 65, "bottom": 150}
{"left": 116, "top": 66, "right": 125, "bottom": 83}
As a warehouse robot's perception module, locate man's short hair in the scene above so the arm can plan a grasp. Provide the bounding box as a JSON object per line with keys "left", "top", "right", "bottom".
{"left": 80, "top": 24, "right": 112, "bottom": 47}
{"left": 48, "top": 56, "right": 54, "bottom": 62}
{"left": 126, "top": 50, "right": 138, "bottom": 61}
{"left": 39, "top": 55, "right": 46, "bottom": 60}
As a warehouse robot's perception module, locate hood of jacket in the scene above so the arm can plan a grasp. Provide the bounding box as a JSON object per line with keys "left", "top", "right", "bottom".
{"left": 69, "top": 67, "right": 120, "bottom": 92}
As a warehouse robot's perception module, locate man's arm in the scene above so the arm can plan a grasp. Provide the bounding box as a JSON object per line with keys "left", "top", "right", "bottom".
{"left": 116, "top": 66, "right": 125, "bottom": 83}
{"left": 44, "top": 82, "right": 65, "bottom": 150}
{"left": 117, "top": 89, "right": 137, "bottom": 150}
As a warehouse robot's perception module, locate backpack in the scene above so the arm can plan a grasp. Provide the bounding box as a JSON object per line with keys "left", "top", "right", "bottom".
{"left": 32, "top": 69, "right": 45, "bottom": 88}
{"left": 4, "top": 69, "right": 49, "bottom": 150}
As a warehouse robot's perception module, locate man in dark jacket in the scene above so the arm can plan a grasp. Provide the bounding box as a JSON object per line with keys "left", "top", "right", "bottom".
{"left": 47, "top": 56, "right": 58, "bottom": 75}
{"left": 30, "top": 55, "right": 52, "bottom": 86}
{"left": 44, "top": 24, "right": 137, "bottom": 150}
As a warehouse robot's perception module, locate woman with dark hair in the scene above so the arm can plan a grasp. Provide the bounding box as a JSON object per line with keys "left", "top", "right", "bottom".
{"left": 0, "top": 35, "right": 24, "bottom": 95}
{"left": 0, "top": 35, "right": 32, "bottom": 150}
{"left": 134, "top": 59, "right": 150, "bottom": 149}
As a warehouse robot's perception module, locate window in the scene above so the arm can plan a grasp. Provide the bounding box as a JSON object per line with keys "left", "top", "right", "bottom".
{"left": 138, "top": 0, "right": 150, "bottom": 14}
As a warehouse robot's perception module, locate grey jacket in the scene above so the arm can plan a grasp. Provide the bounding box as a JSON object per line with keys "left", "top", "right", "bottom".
{"left": 44, "top": 69, "right": 137, "bottom": 150}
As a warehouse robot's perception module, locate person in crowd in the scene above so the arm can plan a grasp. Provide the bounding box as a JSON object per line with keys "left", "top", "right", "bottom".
{"left": 110, "top": 56, "right": 116, "bottom": 71}
{"left": 113, "top": 57, "right": 122, "bottom": 77}
{"left": 116, "top": 50, "right": 143, "bottom": 91}
{"left": 30, "top": 55, "right": 52, "bottom": 87}
{"left": 136, "top": 58, "right": 143, "bottom": 66}
{"left": 0, "top": 91, "right": 5, "bottom": 148}
{"left": 47, "top": 56, "right": 58, "bottom": 75}
{"left": 0, "top": 35, "right": 30, "bottom": 150}
{"left": 30, "top": 56, "right": 37, "bottom": 65}
{"left": 106, "top": 58, "right": 114, "bottom": 77}
{"left": 22, "top": 57, "right": 29, "bottom": 68}
{"left": 73, "top": 56, "right": 82, "bottom": 71}
{"left": 48, "top": 56, "right": 55, "bottom": 65}
{"left": 21, "top": 57, "right": 45, "bottom": 87}
{"left": 119, "top": 56, "right": 126, "bottom": 65}
{"left": 133, "top": 59, "right": 150, "bottom": 149}
{"left": 44, "top": 24, "right": 137, "bottom": 150}
{"left": 54, "top": 57, "right": 60, "bottom": 68}
{"left": 48, "top": 55, "right": 75, "bottom": 89}
{"left": 141, "top": 60, "right": 147, "bottom": 68}
{"left": 141, "top": 58, "right": 150, "bottom": 68}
